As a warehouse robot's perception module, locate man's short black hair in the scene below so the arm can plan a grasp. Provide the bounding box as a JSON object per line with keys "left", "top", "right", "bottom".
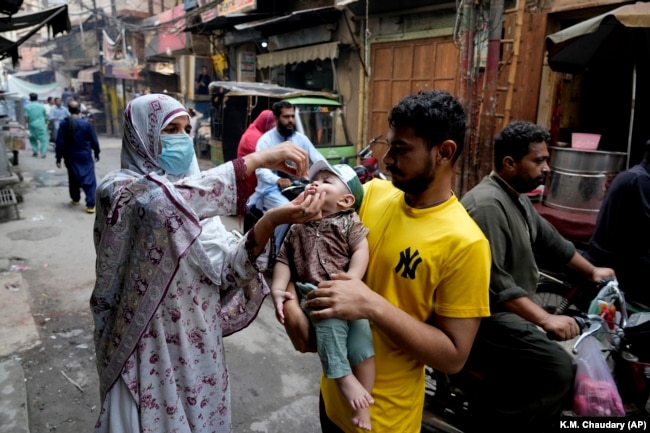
{"left": 29, "top": 93, "right": 38, "bottom": 101}
{"left": 272, "top": 100, "right": 293, "bottom": 117}
{"left": 494, "top": 121, "right": 552, "bottom": 170}
{"left": 388, "top": 89, "right": 466, "bottom": 163}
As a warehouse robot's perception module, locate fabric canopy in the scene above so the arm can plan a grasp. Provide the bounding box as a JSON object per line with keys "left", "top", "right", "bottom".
{"left": 7, "top": 74, "right": 63, "bottom": 99}
{"left": 257, "top": 42, "right": 339, "bottom": 69}
{"left": 0, "top": 4, "right": 70, "bottom": 34}
{"left": 0, "top": 5, "right": 70, "bottom": 66}
{"left": 546, "top": 2, "right": 650, "bottom": 73}
{"left": 0, "top": 35, "right": 18, "bottom": 65}
{"left": 547, "top": 2, "right": 650, "bottom": 46}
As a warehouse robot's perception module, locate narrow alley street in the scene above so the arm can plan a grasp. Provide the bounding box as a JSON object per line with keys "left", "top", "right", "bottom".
{"left": 0, "top": 138, "right": 322, "bottom": 433}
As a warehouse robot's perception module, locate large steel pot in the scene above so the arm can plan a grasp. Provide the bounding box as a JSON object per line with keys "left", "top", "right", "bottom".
{"left": 543, "top": 147, "right": 627, "bottom": 214}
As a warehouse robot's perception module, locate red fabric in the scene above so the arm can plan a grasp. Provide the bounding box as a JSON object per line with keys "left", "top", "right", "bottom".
{"left": 237, "top": 110, "right": 275, "bottom": 195}
{"left": 533, "top": 202, "right": 597, "bottom": 246}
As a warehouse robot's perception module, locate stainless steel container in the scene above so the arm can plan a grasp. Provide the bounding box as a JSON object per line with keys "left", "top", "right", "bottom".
{"left": 543, "top": 147, "right": 627, "bottom": 214}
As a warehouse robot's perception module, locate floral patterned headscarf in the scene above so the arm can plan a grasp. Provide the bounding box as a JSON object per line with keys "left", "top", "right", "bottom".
{"left": 121, "top": 93, "right": 189, "bottom": 175}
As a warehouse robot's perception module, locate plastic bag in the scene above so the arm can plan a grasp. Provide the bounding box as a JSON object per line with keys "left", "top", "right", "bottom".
{"left": 573, "top": 336, "right": 625, "bottom": 416}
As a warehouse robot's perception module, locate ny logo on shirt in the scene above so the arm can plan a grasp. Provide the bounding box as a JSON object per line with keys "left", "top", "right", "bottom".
{"left": 395, "top": 247, "right": 422, "bottom": 279}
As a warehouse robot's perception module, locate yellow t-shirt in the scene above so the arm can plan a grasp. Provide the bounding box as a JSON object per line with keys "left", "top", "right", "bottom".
{"left": 321, "top": 180, "right": 491, "bottom": 432}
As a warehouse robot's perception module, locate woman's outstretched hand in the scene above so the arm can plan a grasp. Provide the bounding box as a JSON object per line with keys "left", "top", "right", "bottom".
{"left": 264, "top": 190, "right": 326, "bottom": 226}
{"left": 244, "top": 141, "right": 309, "bottom": 178}
{"left": 248, "top": 191, "right": 326, "bottom": 259}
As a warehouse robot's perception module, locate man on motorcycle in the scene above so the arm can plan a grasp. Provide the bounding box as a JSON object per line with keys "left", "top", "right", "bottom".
{"left": 247, "top": 100, "right": 325, "bottom": 252}
{"left": 460, "top": 121, "right": 616, "bottom": 431}
{"left": 584, "top": 139, "right": 650, "bottom": 309}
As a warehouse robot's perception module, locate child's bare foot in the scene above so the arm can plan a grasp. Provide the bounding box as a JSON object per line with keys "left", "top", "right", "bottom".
{"left": 352, "top": 407, "right": 372, "bottom": 431}
{"left": 335, "top": 375, "right": 374, "bottom": 409}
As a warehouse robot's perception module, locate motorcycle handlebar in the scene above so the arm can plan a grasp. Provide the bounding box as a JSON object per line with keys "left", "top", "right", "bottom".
{"left": 358, "top": 144, "right": 373, "bottom": 160}
{"left": 546, "top": 315, "right": 588, "bottom": 341}
{"left": 357, "top": 135, "right": 383, "bottom": 161}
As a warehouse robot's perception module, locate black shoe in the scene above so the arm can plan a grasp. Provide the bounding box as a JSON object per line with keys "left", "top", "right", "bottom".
{"left": 32, "top": 152, "right": 38, "bottom": 157}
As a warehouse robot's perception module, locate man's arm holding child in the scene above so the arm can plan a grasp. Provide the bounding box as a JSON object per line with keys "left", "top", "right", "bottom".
{"left": 306, "top": 277, "right": 480, "bottom": 373}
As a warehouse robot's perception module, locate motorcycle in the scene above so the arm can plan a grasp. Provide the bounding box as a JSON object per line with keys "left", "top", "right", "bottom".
{"left": 568, "top": 281, "right": 650, "bottom": 418}
{"left": 340, "top": 135, "right": 387, "bottom": 183}
{"left": 421, "top": 277, "right": 650, "bottom": 433}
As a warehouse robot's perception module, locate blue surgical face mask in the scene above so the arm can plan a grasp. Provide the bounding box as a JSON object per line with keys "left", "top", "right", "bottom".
{"left": 157, "top": 133, "right": 194, "bottom": 176}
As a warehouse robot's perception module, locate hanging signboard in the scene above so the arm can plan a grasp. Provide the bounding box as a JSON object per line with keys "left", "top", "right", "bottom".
{"left": 200, "top": 0, "right": 256, "bottom": 22}
{"left": 238, "top": 51, "right": 256, "bottom": 80}
{"left": 102, "top": 29, "right": 141, "bottom": 80}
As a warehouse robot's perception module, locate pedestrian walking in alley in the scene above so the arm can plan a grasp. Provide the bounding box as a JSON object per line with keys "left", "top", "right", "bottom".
{"left": 24, "top": 93, "right": 49, "bottom": 158}
{"left": 55, "top": 100, "right": 100, "bottom": 214}
{"left": 49, "top": 97, "right": 70, "bottom": 146}
{"left": 90, "top": 93, "right": 325, "bottom": 433}
{"left": 44, "top": 96, "right": 54, "bottom": 142}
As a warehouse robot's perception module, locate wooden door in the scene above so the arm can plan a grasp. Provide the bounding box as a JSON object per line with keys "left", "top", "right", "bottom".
{"left": 367, "top": 36, "right": 459, "bottom": 161}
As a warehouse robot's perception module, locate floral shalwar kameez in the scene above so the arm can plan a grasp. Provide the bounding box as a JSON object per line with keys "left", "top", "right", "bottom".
{"left": 91, "top": 94, "right": 269, "bottom": 433}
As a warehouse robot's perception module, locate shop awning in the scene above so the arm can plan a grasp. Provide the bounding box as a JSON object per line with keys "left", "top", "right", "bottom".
{"left": 546, "top": 2, "right": 650, "bottom": 48}
{"left": 208, "top": 80, "right": 339, "bottom": 100}
{"left": 0, "top": 5, "right": 70, "bottom": 34}
{"left": 77, "top": 66, "right": 99, "bottom": 83}
{"left": 234, "top": 7, "right": 340, "bottom": 32}
{"left": 186, "top": 13, "right": 272, "bottom": 33}
{"left": 546, "top": 2, "right": 650, "bottom": 73}
{"left": 0, "top": 35, "right": 18, "bottom": 66}
{"left": 0, "top": 5, "right": 71, "bottom": 66}
{"left": 257, "top": 41, "right": 340, "bottom": 69}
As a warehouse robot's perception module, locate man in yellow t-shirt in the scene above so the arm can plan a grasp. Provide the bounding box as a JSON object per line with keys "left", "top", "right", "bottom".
{"left": 282, "top": 90, "right": 491, "bottom": 432}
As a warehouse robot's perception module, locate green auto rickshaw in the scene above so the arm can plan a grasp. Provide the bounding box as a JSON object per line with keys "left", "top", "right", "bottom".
{"left": 207, "top": 81, "right": 355, "bottom": 165}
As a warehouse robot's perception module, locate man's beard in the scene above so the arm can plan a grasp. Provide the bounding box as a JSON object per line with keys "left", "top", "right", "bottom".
{"left": 390, "top": 157, "right": 435, "bottom": 195}
{"left": 277, "top": 123, "right": 294, "bottom": 138}
{"left": 511, "top": 175, "right": 546, "bottom": 194}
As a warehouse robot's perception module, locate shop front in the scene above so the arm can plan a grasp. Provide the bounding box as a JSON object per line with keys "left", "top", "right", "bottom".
{"left": 545, "top": 2, "right": 650, "bottom": 168}
{"left": 537, "top": 2, "right": 650, "bottom": 243}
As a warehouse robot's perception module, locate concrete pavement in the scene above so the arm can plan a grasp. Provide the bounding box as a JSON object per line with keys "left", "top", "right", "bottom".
{"left": 0, "top": 135, "right": 122, "bottom": 433}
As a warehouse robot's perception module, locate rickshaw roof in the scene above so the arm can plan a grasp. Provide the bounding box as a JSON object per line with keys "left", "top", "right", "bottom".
{"left": 283, "top": 96, "right": 341, "bottom": 106}
{"left": 208, "top": 81, "right": 339, "bottom": 101}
